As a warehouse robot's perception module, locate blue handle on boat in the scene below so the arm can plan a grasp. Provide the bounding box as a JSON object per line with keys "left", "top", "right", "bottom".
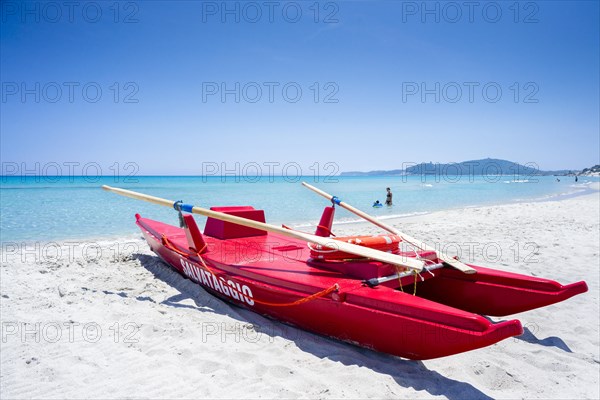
{"left": 181, "top": 203, "right": 194, "bottom": 212}
{"left": 331, "top": 196, "right": 341, "bottom": 205}
{"left": 173, "top": 201, "right": 194, "bottom": 212}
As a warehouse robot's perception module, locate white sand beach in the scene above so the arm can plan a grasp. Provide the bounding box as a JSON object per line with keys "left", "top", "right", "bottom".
{"left": 1, "top": 189, "right": 599, "bottom": 399}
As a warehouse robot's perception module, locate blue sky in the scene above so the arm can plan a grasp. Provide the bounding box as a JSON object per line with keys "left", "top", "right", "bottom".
{"left": 1, "top": 0, "right": 599, "bottom": 174}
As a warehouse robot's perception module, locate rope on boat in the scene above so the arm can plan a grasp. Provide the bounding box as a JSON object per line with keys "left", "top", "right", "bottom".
{"left": 396, "top": 266, "right": 418, "bottom": 296}
{"left": 252, "top": 284, "right": 339, "bottom": 307}
{"left": 160, "top": 234, "right": 340, "bottom": 307}
{"left": 317, "top": 224, "right": 336, "bottom": 237}
{"left": 393, "top": 244, "right": 447, "bottom": 296}
{"left": 306, "top": 242, "right": 339, "bottom": 254}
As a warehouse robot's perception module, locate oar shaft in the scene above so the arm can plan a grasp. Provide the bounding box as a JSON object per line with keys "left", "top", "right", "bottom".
{"left": 303, "top": 182, "right": 399, "bottom": 234}
{"left": 101, "top": 185, "right": 176, "bottom": 208}
{"left": 102, "top": 185, "right": 424, "bottom": 271}
{"left": 301, "top": 182, "right": 476, "bottom": 274}
{"left": 304, "top": 181, "right": 435, "bottom": 251}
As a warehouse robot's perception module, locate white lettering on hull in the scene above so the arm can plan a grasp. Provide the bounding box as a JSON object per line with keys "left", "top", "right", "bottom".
{"left": 180, "top": 259, "right": 255, "bottom": 306}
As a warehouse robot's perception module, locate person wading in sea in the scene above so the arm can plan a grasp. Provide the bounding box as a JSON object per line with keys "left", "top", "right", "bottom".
{"left": 385, "top": 187, "right": 393, "bottom": 206}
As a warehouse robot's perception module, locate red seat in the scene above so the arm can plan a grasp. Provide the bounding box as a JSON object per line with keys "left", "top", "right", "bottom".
{"left": 204, "top": 206, "right": 267, "bottom": 239}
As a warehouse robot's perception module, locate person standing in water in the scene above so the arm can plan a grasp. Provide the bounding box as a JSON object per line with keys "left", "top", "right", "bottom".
{"left": 385, "top": 187, "right": 393, "bottom": 206}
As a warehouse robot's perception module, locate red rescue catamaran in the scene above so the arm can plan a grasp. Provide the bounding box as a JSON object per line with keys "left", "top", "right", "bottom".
{"left": 103, "top": 184, "right": 587, "bottom": 360}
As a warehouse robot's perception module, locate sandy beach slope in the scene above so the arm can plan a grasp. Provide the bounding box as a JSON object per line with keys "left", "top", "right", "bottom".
{"left": 1, "top": 190, "right": 598, "bottom": 399}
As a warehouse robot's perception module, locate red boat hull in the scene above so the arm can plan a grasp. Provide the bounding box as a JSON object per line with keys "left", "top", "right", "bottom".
{"left": 135, "top": 215, "right": 586, "bottom": 360}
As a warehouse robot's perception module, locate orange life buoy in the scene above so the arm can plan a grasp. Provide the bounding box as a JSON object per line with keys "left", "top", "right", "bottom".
{"left": 309, "top": 235, "right": 402, "bottom": 260}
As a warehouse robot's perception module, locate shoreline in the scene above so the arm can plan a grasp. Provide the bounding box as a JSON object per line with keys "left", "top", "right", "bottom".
{"left": 2, "top": 182, "right": 597, "bottom": 246}
{"left": 330, "top": 181, "right": 599, "bottom": 238}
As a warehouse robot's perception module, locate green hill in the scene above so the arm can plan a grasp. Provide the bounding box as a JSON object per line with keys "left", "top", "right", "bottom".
{"left": 341, "top": 158, "right": 571, "bottom": 176}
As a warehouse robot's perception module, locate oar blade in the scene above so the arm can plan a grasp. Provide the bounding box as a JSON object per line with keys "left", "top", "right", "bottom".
{"left": 439, "top": 257, "right": 477, "bottom": 274}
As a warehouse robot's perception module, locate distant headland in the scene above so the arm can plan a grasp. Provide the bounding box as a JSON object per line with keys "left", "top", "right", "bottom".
{"left": 341, "top": 158, "right": 599, "bottom": 177}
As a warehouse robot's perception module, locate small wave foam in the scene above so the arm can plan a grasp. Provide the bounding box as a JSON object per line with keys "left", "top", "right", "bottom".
{"left": 570, "top": 181, "right": 593, "bottom": 188}
{"left": 377, "top": 211, "right": 430, "bottom": 221}
{"left": 514, "top": 187, "right": 591, "bottom": 203}
{"left": 503, "top": 179, "right": 531, "bottom": 184}
{"left": 287, "top": 211, "right": 430, "bottom": 229}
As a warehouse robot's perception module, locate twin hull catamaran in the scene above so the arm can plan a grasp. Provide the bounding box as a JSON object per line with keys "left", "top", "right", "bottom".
{"left": 103, "top": 184, "right": 587, "bottom": 360}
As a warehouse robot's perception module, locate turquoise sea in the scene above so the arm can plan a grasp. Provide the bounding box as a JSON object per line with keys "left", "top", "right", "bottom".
{"left": 0, "top": 175, "right": 597, "bottom": 243}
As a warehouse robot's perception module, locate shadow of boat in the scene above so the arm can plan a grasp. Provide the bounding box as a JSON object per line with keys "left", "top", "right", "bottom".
{"left": 132, "top": 252, "right": 493, "bottom": 400}
{"left": 515, "top": 326, "right": 572, "bottom": 353}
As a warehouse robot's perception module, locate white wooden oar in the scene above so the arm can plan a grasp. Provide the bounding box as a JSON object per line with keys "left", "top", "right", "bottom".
{"left": 301, "top": 182, "right": 476, "bottom": 274}
{"left": 102, "top": 185, "right": 424, "bottom": 272}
